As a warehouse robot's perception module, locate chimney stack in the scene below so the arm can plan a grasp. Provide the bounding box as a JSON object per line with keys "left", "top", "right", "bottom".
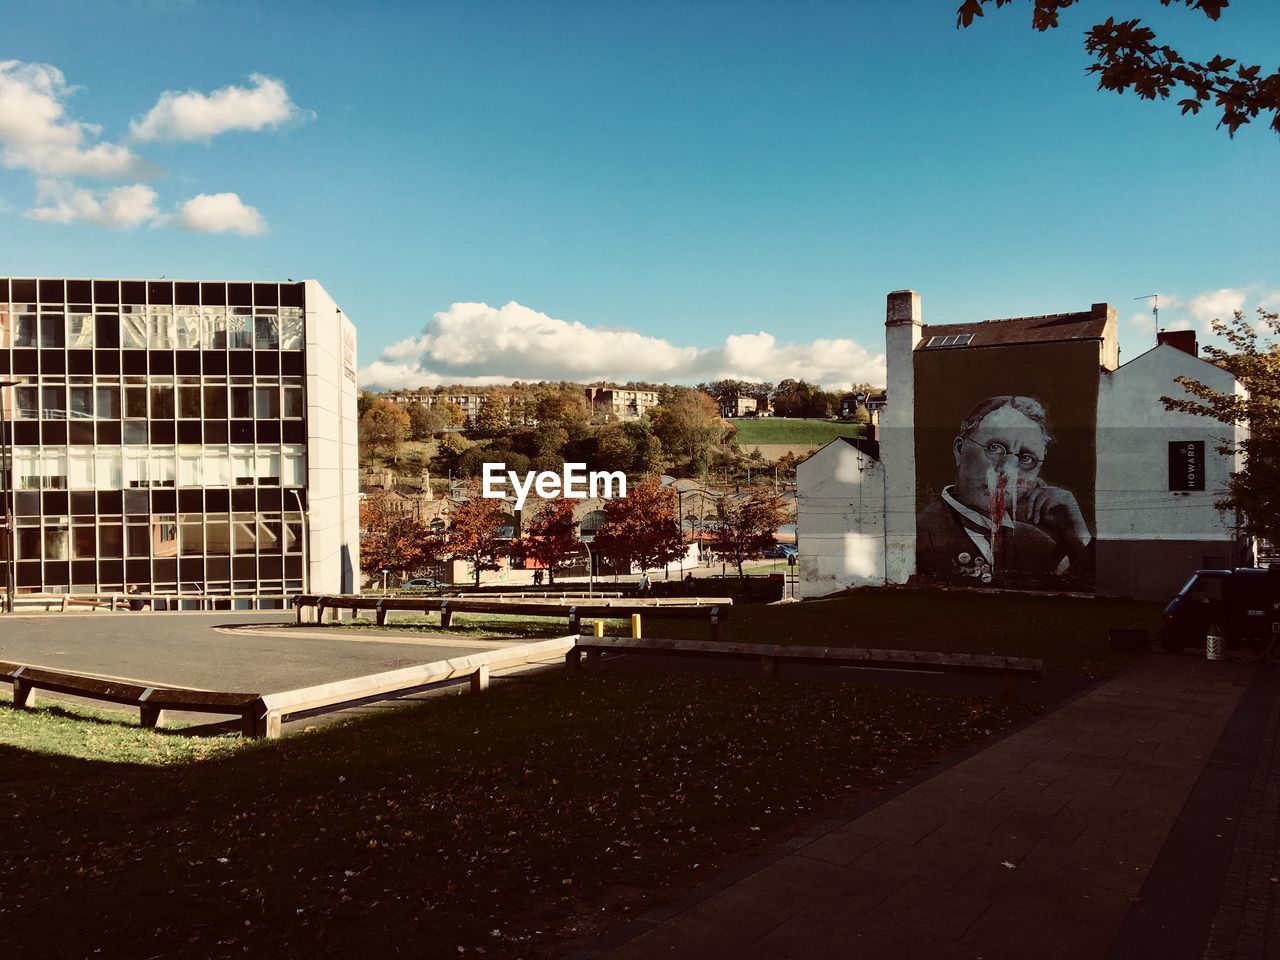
{"left": 1157, "top": 330, "right": 1198, "bottom": 357}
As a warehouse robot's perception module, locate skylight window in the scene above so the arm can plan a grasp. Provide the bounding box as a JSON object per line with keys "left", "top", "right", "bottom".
{"left": 924, "top": 334, "right": 973, "bottom": 348}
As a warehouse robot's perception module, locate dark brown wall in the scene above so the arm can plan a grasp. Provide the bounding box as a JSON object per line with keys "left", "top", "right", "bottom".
{"left": 914, "top": 340, "right": 1101, "bottom": 527}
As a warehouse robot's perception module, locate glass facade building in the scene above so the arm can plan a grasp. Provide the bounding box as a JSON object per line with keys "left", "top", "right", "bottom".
{"left": 0, "top": 277, "right": 360, "bottom": 608}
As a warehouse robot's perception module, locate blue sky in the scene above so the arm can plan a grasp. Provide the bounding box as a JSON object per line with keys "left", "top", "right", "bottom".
{"left": 3, "top": 0, "right": 1277, "bottom": 390}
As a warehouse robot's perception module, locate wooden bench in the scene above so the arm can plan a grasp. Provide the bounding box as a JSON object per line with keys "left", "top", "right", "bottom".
{"left": 293, "top": 594, "right": 732, "bottom": 639}
{"left": 566, "top": 636, "right": 1044, "bottom": 700}
{"left": 0, "top": 660, "right": 263, "bottom": 734}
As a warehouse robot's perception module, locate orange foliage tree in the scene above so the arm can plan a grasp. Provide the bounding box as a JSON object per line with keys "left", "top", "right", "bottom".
{"left": 592, "top": 476, "right": 685, "bottom": 574}
{"left": 516, "top": 496, "right": 580, "bottom": 584}
{"left": 442, "top": 496, "right": 510, "bottom": 586}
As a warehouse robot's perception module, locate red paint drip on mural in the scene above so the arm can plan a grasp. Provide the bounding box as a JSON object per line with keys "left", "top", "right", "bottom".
{"left": 988, "top": 473, "right": 1009, "bottom": 561}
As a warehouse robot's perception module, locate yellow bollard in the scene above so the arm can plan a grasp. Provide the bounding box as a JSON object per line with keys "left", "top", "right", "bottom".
{"left": 632, "top": 613, "right": 642, "bottom": 638}
{"left": 593, "top": 620, "right": 605, "bottom": 638}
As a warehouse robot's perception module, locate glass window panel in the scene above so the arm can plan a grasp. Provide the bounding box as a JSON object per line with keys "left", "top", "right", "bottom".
{"left": 0, "top": 306, "right": 10, "bottom": 348}
{"left": 254, "top": 312, "right": 279, "bottom": 350}
{"left": 258, "top": 516, "right": 281, "bottom": 553}
{"left": 124, "top": 446, "right": 149, "bottom": 488}
{"left": 150, "top": 446, "right": 176, "bottom": 487}
{"left": 233, "top": 513, "right": 257, "bottom": 553}
{"left": 206, "top": 517, "right": 232, "bottom": 555}
{"left": 69, "top": 447, "right": 95, "bottom": 489}
{"left": 16, "top": 311, "right": 38, "bottom": 347}
{"left": 16, "top": 386, "right": 39, "bottom": 420}
{"left": 40, "top": 312, "right": 65, "bottom": 348}
{"left": 175, "top": 307, "right": 201, "bottom": 348}
{"left": 280, "top": 307, "right": 304, "bottom": 350}
{"left": 42, "top": 449, "right": 67, "bottom": 489}
{"left": 201, "top": 307, "right": 227, "bottom": 349}
{"left": 41, "top": 385, "right": 65, "bottom": 420}
{"left": 203, "top": 384, "right": 227, "bottom": 418}
{"left": 15, "top": 448, "right": 40, "bottom": 490}
{"left": 178, "top": 446, "right": 203, "bottom": 486}
{"left": 121, "top": 309, "right": 147, "bottom": 348}
{"left": 148, "top": 308, "right": 175, "bottom": 349}
{"left": 231, "top": 386, "right": 252, "bottom": 418}
{"left": 73, "top": 525, "right": 97, "bottom": 559}
{"left": 152, "top": 516, "right": 178, "bottom": 559}
{"left": 17, "top": 527, "right": 42, "bottom": 559}
{"left": 95, "top": 448, "right": 122, "bottom": 489}
{"left": 69, "top": 386, "right": 93, "bottom": 419}
{"left": 179, "top": 385, "right": 201, "bottom": 419}
{"left": 126, "top": 525, "right": 150, "bottom": 558}
{"left": 99, "top": 525, "right": 123, "bottom": 559}
{"left": 231, "top": 446, "right": 254, "bottom": 486}
{"left": 284, "top": 514, "right": 303, "bottom": 553}
{"left": 204, "top": 446, "right": 230, "bottom": 486}
{"left": 68, "top": 310, "right": 94, "bottom": 348}
{"left": 283, "top": 384, "right": 303, "bottom": 418}
{"left": 255, "top": 386, "right": 279, "bottom": 419}
{"left": 283, "top": 445, "right": 305, "bottom": 486}
{"left": 95, "top": 312, "right": 120, "bottom": 348}
{"left": 95, "top": 385, "right": 120, "bottom": 419}
{"left": 125, "top": 386, "right": 147, "bottom": 418}
{"left": 256, "top": 448, "right": 281, "bottom": 484}
{"left": 149, "top": 385, "right": 175, "bottom": 419}
{"left": 228, "top": 309, "right": 253, "bottom": 349}
{"left": 179, "top": 516, "right": 203, "bottom": 557}
{"left": 44, "top": 521, "right": 69, "bottom": 561}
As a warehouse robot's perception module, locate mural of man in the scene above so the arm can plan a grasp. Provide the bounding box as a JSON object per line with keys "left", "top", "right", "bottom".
{"left": 916, "top": 395, "right": 1093, "bottom": 586}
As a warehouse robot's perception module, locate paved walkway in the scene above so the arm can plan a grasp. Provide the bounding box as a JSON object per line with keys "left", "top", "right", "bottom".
{"left": 579, "top": 654, "right": 1271, "bottom": 960}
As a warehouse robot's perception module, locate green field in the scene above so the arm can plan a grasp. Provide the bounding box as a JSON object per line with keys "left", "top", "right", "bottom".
{"left": 727, "top": 417, "right": 866, "bottom": 446}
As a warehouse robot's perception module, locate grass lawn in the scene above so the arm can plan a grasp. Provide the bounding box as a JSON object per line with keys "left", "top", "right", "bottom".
{"left": 727, "top": 417, "right": 866, "bottom": 446}
{"left": 656, "top": 588, "right": 1160, "bottom": 677}
{"left": 1, "top": 673, "right": 1036, "bottom": 959}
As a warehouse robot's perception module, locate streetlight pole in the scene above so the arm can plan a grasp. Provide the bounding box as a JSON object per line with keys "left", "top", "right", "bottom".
{"left": 0, "top": 379, "right": 24, "bottom": 615}
{"left": 288, "top": 488, "right": 309, "bottom": 598}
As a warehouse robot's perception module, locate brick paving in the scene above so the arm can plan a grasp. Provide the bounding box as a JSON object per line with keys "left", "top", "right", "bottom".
{"left": 578, "top": 655, "right": 1256, "bottom": 960}
{"left": 1202, "top": 685, "right": 1280, "bottom": 960}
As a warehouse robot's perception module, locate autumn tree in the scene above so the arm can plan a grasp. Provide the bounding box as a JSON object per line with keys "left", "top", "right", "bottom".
{"left": 441, "top": 496, "right": 511, "bottom": 586}
{"left": 517, "top": 496, "right": 581, "bottom": 583}
{"left": 708, "top": 492, "right": 788, "bottom": 577}
{"left": 438, "top": 400, "right": 467, "bottom": 428}
{"left": 360, "top": 500, "right": 441, "bottom": 584}
{"left": 406, "top": 400, "right": 449, "bottom": 440}
{"left": 958, "top": 0, "right": 1280, "bottom": 136}
{"left": 1161, "top": 308, "right": 1280, "bottom": 544}
{"left": 359, "top": 398, "right": 410, "bottom": 462}
{"left": 592, "top": 476, "right": 686, "bottom": 573}
{"left": 536, "top": 387, "right": 590, "bottom": 433}
{"left": 651, "top": 388, "right": 722, "bottom": 472}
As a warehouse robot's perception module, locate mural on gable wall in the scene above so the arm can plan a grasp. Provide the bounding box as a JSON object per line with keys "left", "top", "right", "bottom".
{"left": 914, "top": 341, "right": 1099, "bottom": 591}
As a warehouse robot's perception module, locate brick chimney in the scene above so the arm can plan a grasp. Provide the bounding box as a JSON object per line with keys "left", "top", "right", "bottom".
{"left": 1157, "top": 330, "right": 1198, "bottom": 357}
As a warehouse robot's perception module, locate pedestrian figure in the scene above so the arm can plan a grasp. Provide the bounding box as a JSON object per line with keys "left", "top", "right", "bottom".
{"left": 684, "top": 572, "right": 695, "bottom": 596}
{"left": 533, "top": 568, "right": 544, "bottom": 587}
{"left": 638, "top": 572, "right": 651, "bottom": 596}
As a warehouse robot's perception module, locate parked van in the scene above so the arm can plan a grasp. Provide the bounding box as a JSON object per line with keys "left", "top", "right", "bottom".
{"left": 1160, "top": 566, "right": 1280, "bottom": 655}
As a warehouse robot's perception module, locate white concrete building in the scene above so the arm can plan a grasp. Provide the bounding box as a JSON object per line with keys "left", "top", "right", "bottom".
{"left": 797, "top": 292, "right": 1246, "bottom": 601}
{"left": 1095, "top": 331, "right": 1248, "bottom": 599}
{"left": 796, "top": 438, "right": 886, "bottom": 598}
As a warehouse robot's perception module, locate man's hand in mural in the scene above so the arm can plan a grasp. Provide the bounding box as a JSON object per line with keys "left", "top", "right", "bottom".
{"left": 1017, "top": 479, "right": 1091, "bottom": 559}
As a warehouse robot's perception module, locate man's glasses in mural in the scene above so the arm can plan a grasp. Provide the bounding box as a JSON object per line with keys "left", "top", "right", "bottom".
{"left": 961, "top": 435, "right": 1043, "bottom": 471}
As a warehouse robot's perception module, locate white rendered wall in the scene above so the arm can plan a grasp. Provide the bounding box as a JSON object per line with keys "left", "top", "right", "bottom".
{"left": 1096, "top": 343, "right": 1243, "bottom": 542}
{"left": 880, "top": 290, "right": 921, "bottom": 584}
{"left": 303, "top": 280, "right": 360, "bottom": 594}
{"left": 797, "top": 441, "right": 886, "bottom": 598}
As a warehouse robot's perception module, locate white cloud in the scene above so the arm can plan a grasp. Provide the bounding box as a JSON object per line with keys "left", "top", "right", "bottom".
{"left": 131, "top": 74, "right": 306, "bottom": 143}
{"left": 0, "top": 60, "right": 143, "bottom": 178}
{"left": 26, "top": 179, "right": 159, "bottom": 229}
{"left": 358, "top": 301, "right": 885, "bottom": 392}
{"left": 174, "top": 192, "right": 267, "bottom": 235}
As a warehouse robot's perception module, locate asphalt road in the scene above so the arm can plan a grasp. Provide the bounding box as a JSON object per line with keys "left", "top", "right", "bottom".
{"left": 0, "top": 611, "right": 530, "bottom": 693}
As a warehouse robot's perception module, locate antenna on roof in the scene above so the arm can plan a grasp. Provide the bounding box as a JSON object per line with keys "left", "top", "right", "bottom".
{"left": 1134, "top": 294, "right": 1159, "bottom": 346}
